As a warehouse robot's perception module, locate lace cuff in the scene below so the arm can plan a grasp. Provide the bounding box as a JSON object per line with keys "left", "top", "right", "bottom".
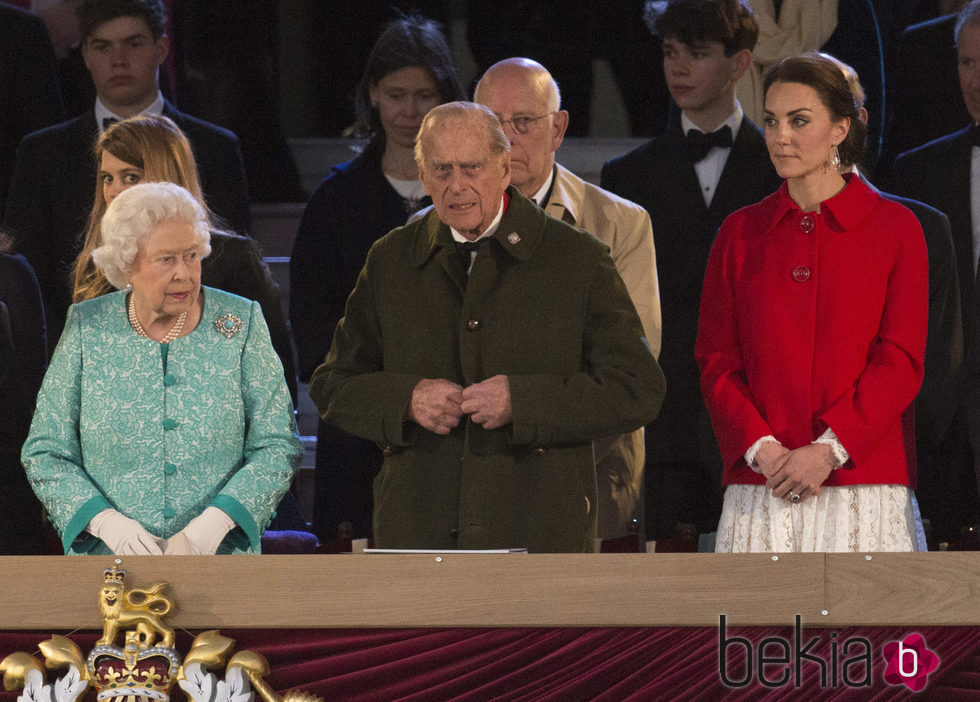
{"left": 812, "top": 427, "right": 849, "bottom": 468}
{"left": 745, "top": 435, "right": 781, "bottom": 473}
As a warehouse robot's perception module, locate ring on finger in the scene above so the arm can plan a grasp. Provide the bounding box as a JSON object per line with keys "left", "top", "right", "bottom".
{"left": 790, "top": 492, "right": 801, "bottom": 503}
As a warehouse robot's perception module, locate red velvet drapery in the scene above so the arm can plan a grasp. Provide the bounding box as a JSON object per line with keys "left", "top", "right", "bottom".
{"left": 2, "top": 626, "right": 978, "bottom": 700}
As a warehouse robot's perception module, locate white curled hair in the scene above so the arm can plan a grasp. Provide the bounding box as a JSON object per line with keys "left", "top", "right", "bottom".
{"left": 92, "top": 182, "right": 212, "bottom": 290}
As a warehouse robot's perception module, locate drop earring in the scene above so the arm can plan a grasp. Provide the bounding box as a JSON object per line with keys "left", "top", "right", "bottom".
{"left": 830, "top": 144, "right": 841, "bottom": 170}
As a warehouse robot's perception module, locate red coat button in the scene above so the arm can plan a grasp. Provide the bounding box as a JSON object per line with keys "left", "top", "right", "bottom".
{"left": 792, "top": 266, "right": 811, "bottom": 282}
{"left": 799, "top": 215, "right": 815, "bottom": 233}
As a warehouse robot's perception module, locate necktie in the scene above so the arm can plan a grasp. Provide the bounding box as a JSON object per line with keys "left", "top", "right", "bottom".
{"left": 103, "top": 117, "right": 119, "bottom": 131}
{"left": 684, "top": 125, "right": 733, "bottom": 162}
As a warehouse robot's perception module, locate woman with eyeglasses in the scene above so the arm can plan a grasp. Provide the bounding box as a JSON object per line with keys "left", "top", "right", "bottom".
{"left": 22, "top": 182, "right": 302, "bottom": 556}
{"left": 289, "top": 14, "right": 464, "bottom": 544}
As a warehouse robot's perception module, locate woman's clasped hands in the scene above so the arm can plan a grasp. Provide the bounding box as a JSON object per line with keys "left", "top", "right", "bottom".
{"left": 755, "top": 441, "right": 836, "bottom": 504}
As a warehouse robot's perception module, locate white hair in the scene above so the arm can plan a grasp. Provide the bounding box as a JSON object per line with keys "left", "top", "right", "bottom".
{"left": 93, "top": 182, "right": 211, "bottom": 290}
{"left": 414, "top": 101, "right": 511, "bottom": 168}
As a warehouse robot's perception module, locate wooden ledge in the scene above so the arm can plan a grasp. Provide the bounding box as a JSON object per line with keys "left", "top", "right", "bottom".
{"left": 2, "top": 553, "right": 978, "bottom": 630}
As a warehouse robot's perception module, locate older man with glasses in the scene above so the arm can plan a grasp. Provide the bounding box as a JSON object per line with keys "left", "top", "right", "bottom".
{"left": 474, "top": 58, "right": 661, "bottom": 543}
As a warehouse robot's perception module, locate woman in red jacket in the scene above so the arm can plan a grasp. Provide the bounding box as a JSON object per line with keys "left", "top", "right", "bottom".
{"left": 696, "top": 53, "right": 928, "bottom": 552}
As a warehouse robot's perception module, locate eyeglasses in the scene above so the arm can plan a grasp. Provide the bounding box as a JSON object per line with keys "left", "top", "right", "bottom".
{"left": 498, "top": 112, "right": 556, "bottom": 135}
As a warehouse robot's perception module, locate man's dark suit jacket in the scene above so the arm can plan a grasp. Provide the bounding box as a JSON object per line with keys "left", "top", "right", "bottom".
{"left": 891, "top": 125, "right": 980, "bottom": 539}
{"left": 600, "top": 116, "right": 781, "bottom": 536}
{"left": 967, "top": 262, "right": 980, "bottom": 496}
{"left": 3, "top": 100, "right": 250, "bottom": 346}
{"left": 0, "top": 2, "right": 65, "bottom": 221}
{"left": 879, "top": 14, "right": 970, "bottom": 177}
{"left": 892, "top": 125, "right": 975, "bottom": 340}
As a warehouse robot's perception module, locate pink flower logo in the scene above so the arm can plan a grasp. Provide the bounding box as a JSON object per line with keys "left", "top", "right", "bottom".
{"left": 882, "top": 634, "right": 940, "bottom": 691}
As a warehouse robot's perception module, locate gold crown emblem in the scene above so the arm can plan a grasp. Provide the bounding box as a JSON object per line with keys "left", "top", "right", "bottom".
{"left": 89, "top": 632, "right": 179, "bottom": 701}
{"left": 103, "top": 566, "right": 126, "bottom": 586}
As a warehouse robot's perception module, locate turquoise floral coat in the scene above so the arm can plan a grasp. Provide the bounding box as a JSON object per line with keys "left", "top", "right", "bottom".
{"left": 22, "top": 287, "right": 302, "bottom": 554}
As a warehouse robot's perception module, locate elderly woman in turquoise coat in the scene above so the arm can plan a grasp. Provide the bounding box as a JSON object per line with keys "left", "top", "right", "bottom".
{"left": 22, "top": 182, "right": 302, "bottom": 555}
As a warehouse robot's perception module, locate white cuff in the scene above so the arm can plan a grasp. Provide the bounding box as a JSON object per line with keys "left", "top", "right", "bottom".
{"left": 745, "top": 435, "right": 781, "bottom": 472}
{"left": 812, "top": 427, "right": 849, "bottom": 468}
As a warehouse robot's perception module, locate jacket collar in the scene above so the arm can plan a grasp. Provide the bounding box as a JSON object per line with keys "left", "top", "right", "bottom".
{"left": 763, "top": 173, "right": 876, "bottom": 233}
{"left": 409, "top": 186, "right": 547, "bottom": 267}
{"left": 543, "top": 163, "right": 583, "bottom": 225}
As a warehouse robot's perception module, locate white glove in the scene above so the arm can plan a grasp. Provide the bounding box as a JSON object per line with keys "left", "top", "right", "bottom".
{"left": 88, "top": 509, "right": 164, "bottom": 555}
{"left": 164, "top": 507, "right": 235, "bottom": 555}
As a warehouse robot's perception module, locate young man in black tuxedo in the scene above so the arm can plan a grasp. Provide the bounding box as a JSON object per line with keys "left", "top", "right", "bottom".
{"left": 601, "top": 0, "right": 781, "bottom": 549}
{"left": 4, "top": 0, "right": 249, "bottom": 347}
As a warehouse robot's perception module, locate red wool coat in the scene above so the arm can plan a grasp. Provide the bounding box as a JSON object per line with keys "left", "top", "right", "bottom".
{"left": 696, "top": 175, "right": 927, "bottom": 487}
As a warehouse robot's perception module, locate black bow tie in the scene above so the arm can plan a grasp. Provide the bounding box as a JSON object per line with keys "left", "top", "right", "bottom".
{"left": 684, "top": 125, "right": 733, "bottom": 162}
{"left": 970, "top": 122, "right": 980, "bottom": 147}
{"left": 102, "top": 117, "right": 119, "bottom": 130}
{"left": 455, "top": 239, "right": 484, "bottom": 267}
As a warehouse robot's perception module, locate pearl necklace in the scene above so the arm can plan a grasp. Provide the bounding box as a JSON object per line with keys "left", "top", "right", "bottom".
{"left": 127, "top": 293, "right": 186, "bottom": 343}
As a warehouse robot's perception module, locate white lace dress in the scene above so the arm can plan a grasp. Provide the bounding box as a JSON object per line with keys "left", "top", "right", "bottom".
{"left": 715, "top": 484, "right": 926, "bottom": 553}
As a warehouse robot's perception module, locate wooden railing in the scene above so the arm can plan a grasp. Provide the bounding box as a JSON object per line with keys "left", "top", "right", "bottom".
{"left": 2, "top": 553, "right": 979, "bottom": 630}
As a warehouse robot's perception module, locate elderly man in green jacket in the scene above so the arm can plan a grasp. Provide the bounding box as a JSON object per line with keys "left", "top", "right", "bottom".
{"left": 310, "top": 102, "right": 665, "bottom": 553}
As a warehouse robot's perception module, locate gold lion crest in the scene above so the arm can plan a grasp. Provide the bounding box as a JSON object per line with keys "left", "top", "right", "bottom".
{"left": 0, "top": 560, "right": 321, "bottom": 702}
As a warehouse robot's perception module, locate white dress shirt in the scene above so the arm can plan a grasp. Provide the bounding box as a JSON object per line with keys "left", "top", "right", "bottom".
{"left": 681, "top": 103, "right": 744, "bottom": 208}
{"left": 95, "top": 91, "right": 165, "bottom": 133}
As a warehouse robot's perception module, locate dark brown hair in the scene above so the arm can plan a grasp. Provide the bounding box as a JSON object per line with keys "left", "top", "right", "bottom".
{"left": 80, "top": 0, "right": 167, "bottom": 42}
{"left": 763, "top": 53, "right": 866, "bottom": 168}
{"left": 354, "top": 14, "right": 464, "bottom": 158}
{"left": 644, "top": 0, "right": 758, "bottom": 56}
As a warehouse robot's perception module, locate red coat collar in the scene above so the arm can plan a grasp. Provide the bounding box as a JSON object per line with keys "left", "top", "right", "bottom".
{"left": 763, "top": 173, "right": 878, "bottom": 234}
